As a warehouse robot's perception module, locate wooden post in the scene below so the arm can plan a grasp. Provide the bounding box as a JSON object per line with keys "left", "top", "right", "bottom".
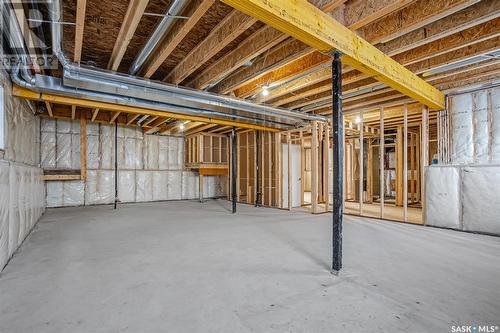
{"left": 276, "top": 133, "right": 281, "bottom": 209}
{"left": 300, "top": 130, "right": 305, "bottom": 206}
{"left": 421, "top": 106, "right": 429, "bottom": 224}
{"left": 80, "top": 113, "right": 87, "bottom": 181}
{"left": 359, "top": 110, "right": 364, "bottom": 216}
{"left": 367, "top": 139, "right": 373, "bottom": 203}
{"left": 379, "top": 107, "right": 384, "bottom": 219}
{"left": 403, "top": 104, "right": 408, "bottom": 222}
{"left": 199, "top": 173, "right": 204, "bottom": 203}
{"left": 287, "top": 133, "right": 292, "bottom": 211}
{"left": 323, "top": 124, "right": 330, "bottom": 212}
{"left": 311, "top": 121, "right": 318, "bottom": 214}
{"left": 410, "top": 132, "right": 415, "bottom": 204}
{"left": 396, "top": 125, "right": 404, "bottom": 206}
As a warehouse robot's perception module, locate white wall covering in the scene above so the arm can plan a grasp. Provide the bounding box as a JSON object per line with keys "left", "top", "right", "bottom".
{"left": 492, "top": 88, "right": 500, "bottom": 163}
{"left": 425, "top": 166, "right": 461, "bottom": 229}
{"left": 1, "top": 70, "right": 45, "bottom": 270}
{"left": 43, "top": 119, "right": 226, "bottom": 207}
{"left": 0, "top": 161, "right": 10, "bottom": 268}
{"left": 425, "top": 165, "right": 500, "bottom": 235}
{"left": 461, "top": 166, "right": 500, "bottom": 235}
{"left": 448, "top": 86, "right": 500, "bottom": 164}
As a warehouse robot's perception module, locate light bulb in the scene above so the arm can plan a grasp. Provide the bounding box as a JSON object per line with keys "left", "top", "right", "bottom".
{"left": 262, "top": 88, "right": 269, "bottom": 96}
{"left": 354, "top": 116, "right": 361, "bottom": 124}
{"left": 179, "top": 123, "right": 185, "bottom": 130}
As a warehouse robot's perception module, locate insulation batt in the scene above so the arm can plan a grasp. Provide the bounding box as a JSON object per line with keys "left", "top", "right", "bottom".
{"left": 43, "top": 119, "right": 226, "bottom": 208}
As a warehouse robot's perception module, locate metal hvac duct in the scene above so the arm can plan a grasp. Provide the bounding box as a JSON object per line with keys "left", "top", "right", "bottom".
{"left": 128, "top": 0, "right": 189, "bottom": 75}
{"left": 5, "top": 0, "right": 327, "bottom": 130}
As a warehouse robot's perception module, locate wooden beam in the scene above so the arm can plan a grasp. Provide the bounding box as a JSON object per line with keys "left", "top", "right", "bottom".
{"left": 14, "top": 86, "right": 280, "bottom": 132}
{"left": 142, "top": 0, "right": 214, "bottom": 78}
{"left": 189, "top": 26, "right": 288, "bottom": 90}
{"left": 220, "top": 0, "right": 445, "bottom": 109}
{"left": 43, "top": 174, "right": 82, "bottom": 181}
{"left": 45, "top": 101, "right": 53, "bottom": 117}
{"left": 74, "top": 0, "right": 87, "bottom": 63}
{"left": 71, "top": 105, "right": 76, "bottom": 119}
{"left": 107, "top": 0, "right": 149, "bottom": 71}
{"left": 164, "top": 10, "right": 256, "bottom": 84}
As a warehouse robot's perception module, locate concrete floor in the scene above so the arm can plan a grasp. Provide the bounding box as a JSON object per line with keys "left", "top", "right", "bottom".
{"left": 1, "top": 201, "right": 499, "bottom": 332}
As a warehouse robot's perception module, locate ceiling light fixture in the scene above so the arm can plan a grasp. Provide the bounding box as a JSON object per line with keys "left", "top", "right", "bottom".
{"left": 262, "top": 86, "right": 269, "bottom": 96}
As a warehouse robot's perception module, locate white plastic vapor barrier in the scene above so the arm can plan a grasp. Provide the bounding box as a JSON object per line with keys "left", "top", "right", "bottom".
{"left": 425, "top": 166, "right": 461, "bottom": 229}
{"left": 492, "top": 88, "right": 500, "bottom": 163}
{"left": 448, "top": 87, "right": 500, "bottom": 164}
{"left": 461, "top": 166, "right": 500, "bottom": 235}
{"left": 0, "top": 69, "right": 45, "bottom": 270}
{"left": 0, "top": 161, "right": 10, "bottom": 269}
{"left": 425, "top": 165, "right": 500, "bottom": 235}
{"left": 43, "top": 119, "right": 227, "bottom": 208}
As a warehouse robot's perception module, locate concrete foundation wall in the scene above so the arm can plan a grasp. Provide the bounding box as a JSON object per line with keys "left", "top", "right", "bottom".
{"left": 41, "top": 118, "right": 226, "bottom": 207}
{"left": 0, "top": 70, "right": 45, "bottom": 270}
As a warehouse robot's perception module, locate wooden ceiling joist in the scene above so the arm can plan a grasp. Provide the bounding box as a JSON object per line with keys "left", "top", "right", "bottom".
{"left": 45, "top": 101, "right": 54, "bottom": 117}
{"left": 110, "top": 111, "right": 121, "bottom": 123}
{"left": 188, "top": 25, "right": 288, "bottom": 90}
{"left": 74, "top": 0, "right": 87, "bottom": 63}
{"left": 91, "top": 108, "right": 100, "bottom": 122}
{"left": 142, "top": 0, "right": 215, "bottom": 79}
{"left": 339, "top": 0, "right": 416, "bottom": 30}
{"left": 164, "top": 10, "right": 257, "bottom": 84}
{"left": 226, "top": 0, "right": 426, "bottom": 100}
{"left": 262, "top": 1, "right": 500, "bottom": 105}
{"left": 214, "top": 38, "right": 312, "bottom": 94}
{"left": 357, "top": 0, "right": 480, "bottom": 45}
{"left": 107, "top": 0, "right": 149, "bottom": 71}
{"left": 185, "top": 123, "right": 219, "bottom": 135}
{"left": 285, "top": 22, "right": 500, "bottom": 110}
{"left": 126, "top": 114, "right": 140, "bottom": 126}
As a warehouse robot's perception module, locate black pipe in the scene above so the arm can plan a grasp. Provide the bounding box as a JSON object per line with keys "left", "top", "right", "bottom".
{"left": 231, "top": 127, "right": 237, "bottom": 213}
{"left": 114, "top": 120, "right": 118, "bottom": 210}
{"left": 255, "top": 131, "right": 261, "bottom": 207}
{"left": 331, "top": 52, "right": 343, "bottom": 274}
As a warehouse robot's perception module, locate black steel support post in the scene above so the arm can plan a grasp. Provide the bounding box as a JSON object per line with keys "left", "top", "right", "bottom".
{"left": 255, "top": 131, "right": 261, "bottom": 207}
{"left": 114, "top": 121, "right": 118, "bottom": 210}
{"left": 332, "top": 52, "right": 343, "bottom": 274}
{"left": 231, "top": 127, "right": 237, "bottom": 213}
